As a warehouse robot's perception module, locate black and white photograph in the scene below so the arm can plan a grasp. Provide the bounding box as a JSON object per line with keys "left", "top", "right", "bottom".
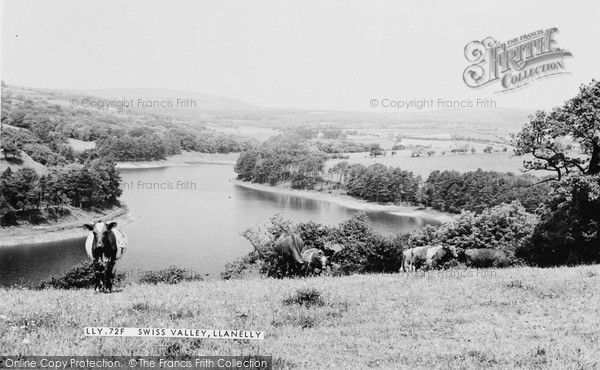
{"left": 1, "top": 1, "right": 599, "bottom": 368}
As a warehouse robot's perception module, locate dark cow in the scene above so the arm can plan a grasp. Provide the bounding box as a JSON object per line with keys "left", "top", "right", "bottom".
{"left": 84, "top": 221, "right": 127, "bottom": 292}
{"left": 426, "top": 245, "right": 459, "bottom": 269}
{"left": 323, "top": 242, "right": 343, "bottom": 269}
{"left": 274, "top": 232, "right": 305, "bottom": 277}
{"left": 464, "top": 248, "right": 508, "bottom": 268}
{"left": 323, "top": 242, "right": 344, "bottom": 257}
{"left": 301, "top": 248, "right": 328, "bottom": 276}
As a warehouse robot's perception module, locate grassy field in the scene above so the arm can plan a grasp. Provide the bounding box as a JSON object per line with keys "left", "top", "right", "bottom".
{"left": 67, "top": 138, "right": 96, "bottom": 152}
{"left": 327, "top": 151, "right": 538, "bottom": 179}
{"left": 2, "top": 266, "right": 599, "bottom": 368}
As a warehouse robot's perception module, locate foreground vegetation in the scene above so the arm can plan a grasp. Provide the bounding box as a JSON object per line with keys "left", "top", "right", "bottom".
{"left": 2, "top": 266, "right": 599, "bottom": 368}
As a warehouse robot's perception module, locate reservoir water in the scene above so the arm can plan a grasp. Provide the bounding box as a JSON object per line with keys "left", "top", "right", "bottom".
{"left": 0, "top": 164, "right": 441, "bottom": 286}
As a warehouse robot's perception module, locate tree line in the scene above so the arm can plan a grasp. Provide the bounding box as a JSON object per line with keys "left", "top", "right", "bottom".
{"left": 0, "top": 159, "right": 122, "bottom": 225}
{"left": 422, "top": 169, "right": 549, "bottom": 214}
{"left": 240, "top": 145, "right": 548, "bottom": 214}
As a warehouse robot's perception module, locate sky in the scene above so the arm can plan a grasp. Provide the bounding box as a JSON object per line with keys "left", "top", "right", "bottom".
{"left": 1, "top": 0, "right": 599, "bottom": 112}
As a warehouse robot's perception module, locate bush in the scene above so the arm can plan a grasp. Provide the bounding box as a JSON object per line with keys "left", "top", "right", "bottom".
{"left": 139, "top": 265, "right": 204, "bottom": 285}
{"left": 226, "top": 212, "right": 406, "bottom": 278}
{"left": 37, "top": 261, "right": 125, "bottom": 290}
{"left": 407, "top": 201, "right": 538, "bottom": 264}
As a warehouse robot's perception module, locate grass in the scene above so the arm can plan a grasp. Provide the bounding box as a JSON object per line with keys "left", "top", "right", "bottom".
{"left": 1, "top": 265, "right": 600, "bottom": 368}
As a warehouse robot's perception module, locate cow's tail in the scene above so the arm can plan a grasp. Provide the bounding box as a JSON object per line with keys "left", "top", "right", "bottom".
{"left": 114, "top": 228, "right": 128, "bottom": 260}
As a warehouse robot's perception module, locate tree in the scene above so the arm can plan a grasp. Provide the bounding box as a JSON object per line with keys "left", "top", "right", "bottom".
{"left": 513, "top": 80, "right": 600, "bottom": 180}
{"left": 369, "top": 143, "right": 385, "bottom": 157}
{"left": 512, "top": 80, "right": 600, "bottom": 266}
{"left": 1, "top": 131, "right": 22, "bottom": 159}
{"left": 517, "top": 174, "right": 600, "bottom": 266}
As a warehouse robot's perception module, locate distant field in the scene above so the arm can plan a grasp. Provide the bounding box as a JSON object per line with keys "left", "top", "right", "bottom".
{"left": 209, "top": 125, "right": 279, "bottom": 142}
{"left": 0, "top": 150, "right": 48, "bottom": 175}
{"left": 67, "top": 138, "right": 96, "bottom": 152}
{"left": 327, "top": 151, "right": 539, "bottom": 179}
{"left": 2, "top": 266, "right": 599, "bottom": 368}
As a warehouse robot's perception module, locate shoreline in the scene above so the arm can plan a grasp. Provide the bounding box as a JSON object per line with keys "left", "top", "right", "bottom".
{"left": 230, "top": 178, "right": 455, "bottom": 223}
{"left": 0, "top": 203, "right": 140, "bottom": 247}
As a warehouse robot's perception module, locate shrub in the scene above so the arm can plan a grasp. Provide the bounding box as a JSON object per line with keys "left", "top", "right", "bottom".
{"left": 228, "top": 212, "right": 405, "bottom": 278}
{"left": 37, "top": 261, "right": 125, "bottom": 290}
{"left": 139, "top": 265, "right": 204, "bottom": 285}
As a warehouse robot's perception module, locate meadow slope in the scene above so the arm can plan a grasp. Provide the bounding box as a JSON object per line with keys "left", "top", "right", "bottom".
{"left": 1, "top": 266, "right": 600, "bottom": 369}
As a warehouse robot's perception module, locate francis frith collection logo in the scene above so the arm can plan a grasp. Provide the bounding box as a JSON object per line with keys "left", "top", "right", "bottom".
{"left": 463, "top": 27, "right": 572, "bottom": 92}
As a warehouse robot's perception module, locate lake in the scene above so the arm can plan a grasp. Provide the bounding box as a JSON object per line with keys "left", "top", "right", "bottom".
{"left": 0, "top": 164, "right": 441, "bottom": 287}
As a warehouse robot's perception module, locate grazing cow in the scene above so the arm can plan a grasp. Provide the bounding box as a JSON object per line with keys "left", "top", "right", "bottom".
{"left": 274, "top": 232, "right": 305, "bottom": 277}
{"left": 401, "top": 248, "right": 414, "bottom": 272}
{"left": 425, "top": 245, "right": 459, "bottom": 269}
{"left": 401, "top": 246, "right": 429, "bottom": 272}
{"left": 301, "top": 248, "right": 328, "bottom": 276}
{"left": 464, "top": 248, "right": 508, "bottom": 268}
{"left": 402, "top": 245, "right": 458, "bottom": 271}
{"left": 84, "top": 221, "right": 127, "bottom": 292}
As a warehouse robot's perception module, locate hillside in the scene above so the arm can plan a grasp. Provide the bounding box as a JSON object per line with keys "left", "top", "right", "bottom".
{"left": 77, "top": 87, "right": 256, "bottom": 115}
{"left": 2, "top": 266, "right": 599, "bottom": 368}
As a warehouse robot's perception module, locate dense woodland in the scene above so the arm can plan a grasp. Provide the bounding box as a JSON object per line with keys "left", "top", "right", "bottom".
{"left": 0, "top": 159, "right": 121, "bottom": 224}
{"left": 234, "top": 133, "right": 327, "bottom": 188}
{"left": 1, "top": 87, "right": 258, "bottom": 163}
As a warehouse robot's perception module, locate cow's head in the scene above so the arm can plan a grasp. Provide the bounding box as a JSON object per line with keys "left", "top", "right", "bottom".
{"left": 84, "top": 221, "right": 117, "bottom": 250}
{"left": 313, "top": 250, "right": 327, "bottom": 270}
{"left": 444, "top": 245, "right": 459, "bottom": 258}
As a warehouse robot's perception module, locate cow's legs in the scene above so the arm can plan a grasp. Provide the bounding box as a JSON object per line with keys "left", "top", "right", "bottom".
{"left": 93, "top": 260, "right": 103, "bottom": 292}
{"left": 105, "top": 260, "right": 115, "bottom": 292}
{"left": 280, "top": 259, "right": 288, "bottom": 278}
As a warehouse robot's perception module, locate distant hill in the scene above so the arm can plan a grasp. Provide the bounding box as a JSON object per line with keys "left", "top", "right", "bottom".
{"left": 76, "top": 87, "right": 255, "bottom": 113}
{"left": 69, "top": 87, "right": 534, "bottom": 132}
{"left": 5, "top": 85, "right": 534, "bottom": 133}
